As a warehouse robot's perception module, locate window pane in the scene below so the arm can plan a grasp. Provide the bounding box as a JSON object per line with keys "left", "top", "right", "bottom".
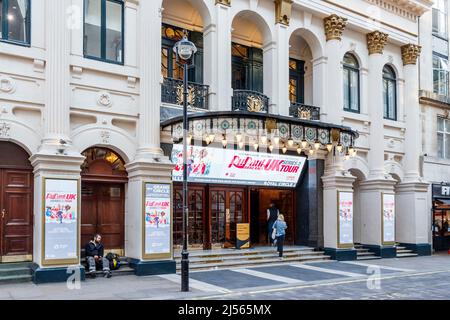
{"left": 7, "top": 0, "right": 29, "bottom": 43}
{"left": 161, "top": 47, "right": 169, "bottom": 78}
{"left": 438, "top": 132, "right": 444, "bottom": 158}
{"left": 438, "top": 117, "right": 445, "bottom": 131}
{"left": 446, "top": 133, "right": 450, "bottom": 159}
{"left": 350, "top": 70, "right": 359, "bottom": 111}
{"left": 84, "top": 0, "right": 102, "bottom": 58}
{"left": 388, "top": 80, "right": 396, "bottom": 119}
{"left": 105, "top": 0, "right": 123, "bottom": 62}
{"left": 289, "top": 78, "right": 297, "bottom": 103}
{"left": 383, "top": 79, "right": 389, "bottom": 118}
{"left": 0, "top": 1, "right": 3, "bottom": 39}
{"left": 343, "top": 68, "right": 350, "bottom": 109}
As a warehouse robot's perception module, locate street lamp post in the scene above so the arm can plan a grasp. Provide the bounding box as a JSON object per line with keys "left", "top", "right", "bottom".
{"left": 173, "top": 32, "right": 197, "bottom": 292}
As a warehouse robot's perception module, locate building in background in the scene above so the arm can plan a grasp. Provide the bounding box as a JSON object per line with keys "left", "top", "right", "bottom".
{"left": 0, "top": 0, "right": 434, "bottom": 284}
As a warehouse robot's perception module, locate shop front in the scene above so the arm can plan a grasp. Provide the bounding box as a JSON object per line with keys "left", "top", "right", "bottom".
{"left": 432, "top": 183, "right": 450, "bottom": 252}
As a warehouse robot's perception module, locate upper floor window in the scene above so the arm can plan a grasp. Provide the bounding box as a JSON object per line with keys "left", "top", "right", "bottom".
{"left": 433, "top": 0, "right": 448, "bottom": 39}
{"left": 343, "top": 53, "right": 360, "bottom": 113}
{"left": 84, "top": 0, "right": 124, "bottom": 64}
{"left": 289, "top": 58, "right": 305, "bottom": 104}
{"left": 383, "top": 65, "right": 397, "bottom": 121}
{"left": 232, "top": 42, "right": 263, "bottom": 93}
{"left": 433, "top": 53, "right": 449, "bottom": 96}
{"left": 437, "top": 117, "right": 450, "bottom": 159}
{"left": 0, "top": 0, "right": 30, "bottom": 45}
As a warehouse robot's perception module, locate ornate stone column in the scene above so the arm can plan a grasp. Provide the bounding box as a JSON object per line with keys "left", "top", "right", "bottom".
{"left": 395, "top": 44, "right": 431, "bottom": 256}
{"left": 358, "top": 31, "right": 397, "bottom": 258}
{"left": 323, "top": 14, "right": 347, "bottom": 123}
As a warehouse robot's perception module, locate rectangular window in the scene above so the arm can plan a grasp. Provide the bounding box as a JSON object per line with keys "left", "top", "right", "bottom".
{"left": 84, "top": 0, "right": 124, "bottom": 64}
{"left": 433, "top": 0, "right": 448, "bottom": 39}
{"left": 0, "top": 0, "right": 30, "bottom": 45}
{"left": 433, "top": 53, "right": 449, "bottom": 96}
{"left": 437, "top": 117, "right": 450, "bottom": 159}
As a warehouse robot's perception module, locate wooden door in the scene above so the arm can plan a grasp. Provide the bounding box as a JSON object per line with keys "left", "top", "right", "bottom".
{"left": 0, "top": 169, "right": 33, "bottom": 257}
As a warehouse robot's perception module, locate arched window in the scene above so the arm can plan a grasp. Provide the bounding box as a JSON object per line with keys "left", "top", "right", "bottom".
{"left": 383, "top": 65, "right": 397, "bottom": 121}
{"left": 343, "top": 53, "right": 360, "bottom": 113}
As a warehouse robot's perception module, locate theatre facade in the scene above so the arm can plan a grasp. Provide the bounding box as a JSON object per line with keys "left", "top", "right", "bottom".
{"left": 0, "top": 0, "right": 434, "bottom": 283}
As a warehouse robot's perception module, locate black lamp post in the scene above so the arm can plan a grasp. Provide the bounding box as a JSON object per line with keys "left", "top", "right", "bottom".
{"left": 173, "top": 32, "right": 197, "bottom": 292}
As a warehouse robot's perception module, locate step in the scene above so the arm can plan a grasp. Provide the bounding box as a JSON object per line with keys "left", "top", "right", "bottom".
{"left": 0, "top": 266, "right": 31, "bottom": 277}
{"left": 0, "top": 274, "right": 32, "bottom": 285}
{"left": 396, "top": 253, "right": 418, "bottom": 258}
{"left": 396, "top": 249, "right": 414, "bottom": 254}
{"left": 357, "top": 256, "right": 382, "bottom": 260}
{"left": 87, "top": 266, "right": 135, "bottom": 278}
{"left": 176, "top": 255, "right": 331, "bottom": 271}
{"left": 174, "top": 247, "right": 316, "bottom": 260}
{"left": 356, "top": 252, "right": 377, "bottom": 257}
{"left": 0, "top": 262, "right": 32, "bottom": 270}
{"left": 395, "top": 246, "right": 407, "bottom": 250}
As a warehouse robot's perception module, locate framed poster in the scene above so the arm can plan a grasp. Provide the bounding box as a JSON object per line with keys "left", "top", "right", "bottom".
{"left": 42, "top": 178, "right": 80, "bottom": 266}
{"left": 337, "top": 191, "right": 354, "bottom": 248}
{"left": 142, "top": 182, "right": 172, "bottom": 260}
{"left": 382, "top": 193, "right": 396, "bottom": 245}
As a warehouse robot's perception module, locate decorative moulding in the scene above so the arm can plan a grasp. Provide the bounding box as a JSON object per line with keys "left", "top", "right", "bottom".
{"left": 0, "top": 122, "right": 11, "bottom": 137}
{"left": 0, "top": 76, "right": 16, "bottom": 94}
{"left": 97, "top": 91, "right": 113, "bottom": 107}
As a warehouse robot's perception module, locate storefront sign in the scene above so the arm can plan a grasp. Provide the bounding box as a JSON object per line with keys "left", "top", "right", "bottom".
{"left": 338, "top": 191, "right": 353, "bottom": 247}
{"left": 236, "top": 223, "right": 250, "bottom": 249}
{"left": 433, "top": 184, "right": 450, "bottom": 198}
{"left": 143, "top": 183, "right": 172, "bottom": 259}
{"left": 43, "top": 178, "right": 79, "bottom": 265}
{"left": 171, "top": 145, "right": 306, "bottom": 188}
{"left": 382, "top": 193, "right": 396, "bottom": 244}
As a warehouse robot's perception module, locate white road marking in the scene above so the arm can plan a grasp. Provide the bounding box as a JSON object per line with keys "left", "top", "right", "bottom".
{"left": 290, "top": 263, "right": 363, "bottom": 277}
{"left": 341, "top": 261, "right": 414, "bottom": 272}
{"left": 232, "top": 268, "right": 304, "bottom": 284}
{"left": 158, "top": 274, "right": 232, "bottom": 293}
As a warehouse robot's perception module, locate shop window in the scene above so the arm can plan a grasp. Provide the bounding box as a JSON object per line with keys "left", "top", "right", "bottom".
{"left": 343, "top": 53, "right": 360, "bottom": 113}
{"left": 84, "top": 0, "right": 124, "bottom": 64}
{"left": 0, "top": 0, "right": 30, "bottom": 45}
{"left": 438, "top": 117, "right": 450, "bottom": 159}
{"left": 161, "top": 24, "right": 204, "bottom": 83}
{"left": 382, "top": 65, "right": 397, "bottom": 121}
{"left": 289, "top": 58, "right": 305, "bottom": 104}
{"left": 433, "top": 53, "right": 449, "bottom": 96}
{"left": 232, "top": 42, "right": 263, "bottom": 93}
{"left": 433, "top": 0, "right": 448, "bottom": 39}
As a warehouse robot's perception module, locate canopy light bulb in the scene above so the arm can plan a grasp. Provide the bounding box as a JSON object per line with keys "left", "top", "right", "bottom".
{"left": 261, "top": 135, "right": 268, "bottom": 144}
{"left": 326, "top": 143, "right": 333, "bottom": 152}
{"left": 314, "top": 140, "right": 321, "bottom": 150}
{"left": 222, "top": 138, "right": 227, "bottom": 148}
{"left": 239, "top": 141, "right": 244, "bottom": 149}
{"left": 288, "top": 138, "right": 294, "bottom": 147}
{"left": 336, "top": 143, "right": 343, "bottom": 153}
{"left": 209, "top": 134, "right": 215, "bottom": 143}
{"left": 253, "top": 143, "right": 259, "bottom": 151}
{"left": 269, "top": 144, "right": 274, "bottom": 152}
{"left": 236, "top": 133, "right": 242, "bottom": 143}
{"left": 297, "top": 146, "right": 302, "bottom": 155}
{"left": 187, "top": 135, "right": 193, "bottom": 145}
{"left": 274, "top": 137, "right": 280, "bottom": 145}
{"left": 309, "top": 148, "right": 314, "bottom": 155}
{"left": 301, "top": 139, "right": 308, "bottom": 149}
{"left": 282, "top": 146, "right": 287, "bottom": 154}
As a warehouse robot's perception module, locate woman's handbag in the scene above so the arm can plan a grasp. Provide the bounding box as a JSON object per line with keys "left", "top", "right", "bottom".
{"left": 271, "top": 221, "right": 277, "bottom": 240}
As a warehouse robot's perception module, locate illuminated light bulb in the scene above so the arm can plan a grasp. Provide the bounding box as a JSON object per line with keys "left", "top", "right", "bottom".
{"left": 336, "top": 143, "right": 343, "bottom": 153}
{"left": 209, "top": 134, "right": 215, "bottom": 143}
{"left": 261, "top": 135, "right": 268, "bottom": 145}
{"left": 238, "top": 141, "right": 244, "bottom": 149}
{"left": 326, "top": 143, "right": 333, "bottom": 152}
{"left": 314, "top": 140, "right": 321, "bottom": 150}
{"left": 288, "top": 138, "right": 294, "bottom": 147}
{"left": 205, "top": 136, "right": 211, "bottom": 145}
{"left": 301, "top": 139, "right": 308, "bottom": 149}
{"left": 236, "top": 133, "right": 242, "bottom": 142}
{"left": 348, "top": 146, "right": 355, "bottom": 155}
{"left": 344, "top": 151, "right": 350, "bottom": 161}
{"left": 297, "top": 145, "right": 302, "bottom": 155}
{"left": 222, "top": 137, "right": 227, "bottom": 148}
{"left": 187, "top": 135, "right": 193, "bottom": 145}
{"left": 309, "top": 148, "right": 314, "bottom": 155}
{"left": 269, "top": 144, "right": 274, "bottom": 152}
{"left": 282, "top": 145, "right": 287, "bottom": 154}
{"left": 351, "top": 148, "right": 357, "bottom": 158}
{"left": 253, "top": 142, "right": 259, "bottom": 151}
{"left": 274, "top": 136, "right": 280, "bottom": 145}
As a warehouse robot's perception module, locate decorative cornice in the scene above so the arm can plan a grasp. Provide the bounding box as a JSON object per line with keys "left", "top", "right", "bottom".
{"left": 401, "top": 44, "right": 421, "bottom": 65}
{"left": 215, "top": 0, "right": 231, "bottom": 6}
{"left": 323, "top": 14, "right": 347, "bottom": 41}
{"left": 366, "top": 31, "right": 389, "bottom": 55}
{"left": 275, "top": 0, "right": 293, "bottom": 26}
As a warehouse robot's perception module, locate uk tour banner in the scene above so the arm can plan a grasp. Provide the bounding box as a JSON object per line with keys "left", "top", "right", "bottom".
{"left": 382, "top": 193, "right": 396, "bottom": 244}
{"left": 43, "top": 179, "right": 79, "bottom": 263}
{"left": 338, "top": 191, "right": 354, "bottom": 246}
{"left": 171, "top": 144, "right": 306, "bottom": 188}
{"left": 144, "top": 183, "right": 172, "bottom": 257}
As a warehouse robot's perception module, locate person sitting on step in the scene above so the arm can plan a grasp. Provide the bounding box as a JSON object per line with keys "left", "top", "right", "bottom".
{"left": 85, "top": 234, "right": 112, "bottom": 278}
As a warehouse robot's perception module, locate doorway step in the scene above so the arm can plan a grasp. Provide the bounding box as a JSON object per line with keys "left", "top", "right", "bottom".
{"left": 354, "top": 244, "right": 381, "bottom": 260}
{"left": 395, "top": 244, "right": 418, "bottom": 258}
{"left": 0, "top": 262, "right": 32, "bottom": 285}
{"left": 174, "top": 246, "right": 330, "bottom": 272}
{"left": 81, "top": 250, "right": 135, "bottom": 277}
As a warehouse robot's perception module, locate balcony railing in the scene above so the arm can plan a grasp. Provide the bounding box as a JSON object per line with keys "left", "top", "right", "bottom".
{"left": 161, "top": 77, "right": 209, "bottom": 110}
{"left": 232, "top": 89, "right": 269, "bottom": 113}
{"left": 289, "top": 102, "right": 320, "bottom": 121}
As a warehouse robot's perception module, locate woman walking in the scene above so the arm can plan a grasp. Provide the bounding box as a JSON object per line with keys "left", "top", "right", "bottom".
{"left": 273, "top": 214, "right": 287, "bottom": 258}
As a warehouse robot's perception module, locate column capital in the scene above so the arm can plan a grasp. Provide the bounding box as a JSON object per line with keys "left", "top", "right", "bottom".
{"left": 215, "top": 0, "right": 231, "bottom": 6}
{"left": 275, "top": 0, "right": 293, "bottom": 26}
{"left": 401, "top": 44, "right": 421, "bottom": 65}
{"left": 367, "top": 31, "right": 389, "bottom": 55}
{"left": 324, "top": 14, "right": 347, "bottom": 41}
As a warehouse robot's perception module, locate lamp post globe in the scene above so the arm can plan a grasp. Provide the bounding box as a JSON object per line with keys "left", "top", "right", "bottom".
{"left": 173, "top": 35, "right": 197, "bottom": 61}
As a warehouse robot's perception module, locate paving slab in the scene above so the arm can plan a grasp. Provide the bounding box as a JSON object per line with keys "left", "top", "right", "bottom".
{"left": 249, "top": 265, "right": 348, "bottom": 282}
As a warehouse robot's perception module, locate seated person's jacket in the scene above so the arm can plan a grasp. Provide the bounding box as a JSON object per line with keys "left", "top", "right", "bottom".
{"left": 85, "top": 241, "right": 104, "bottom": 258}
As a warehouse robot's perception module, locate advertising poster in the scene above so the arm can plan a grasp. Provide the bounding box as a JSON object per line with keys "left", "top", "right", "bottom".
{"left": 171, "top": 144, "right": 306, "bottom": 188}
{"left": 338, "top": 191, "right": 354, "bottom": 246}
{"left": 144, "top": 183, "right": 171, "bottom": 256}
{"left": 236, "top": 223, "right": 250, "bottom": 249}
{"left": 44, "top": 179, "right": 78, "bottom": 261}
{"left": 383, "top": 193, "right": 396, "bottom": 244}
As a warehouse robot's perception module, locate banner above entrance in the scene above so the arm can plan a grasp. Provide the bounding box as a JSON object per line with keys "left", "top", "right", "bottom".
{"left": 171, "top": 144, "right": 306, "bottom": 188}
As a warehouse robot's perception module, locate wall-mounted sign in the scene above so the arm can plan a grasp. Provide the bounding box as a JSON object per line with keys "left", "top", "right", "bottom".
{"left": 43, "top": 178, "right": 79, "bottom": 265}
{"left": 432, "top": 184, "right": 450, "bottom": 199}
{"left": 171, "top": 145, "right": 306, "bottom": 188}
{"left": 236, "top": 223, "right": 250, "bottom": 249}
{"left": 338, "top": 191, "right": 353, "bottom": 247}
{"left": 143, "top": 182, "right": 172, "bottom": 259}
{"left": 382, "top": 193, "right": 395, "bottom": 244}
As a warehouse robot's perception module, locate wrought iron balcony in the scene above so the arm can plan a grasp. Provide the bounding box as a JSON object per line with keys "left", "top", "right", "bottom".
{"left": 161, "top": 77, "right": 209, "bottom": 110}
{"left": 232, "top": 89, "right": 269, "bottom": 113}
{"left": 289, "top": 102, "right": 321, "bottom": 121}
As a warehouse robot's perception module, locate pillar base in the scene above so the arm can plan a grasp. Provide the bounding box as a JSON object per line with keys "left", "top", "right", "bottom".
{"left": 400, "top": 243, "right": 432, "bottom": 256}
{"left": 31, "top": 264, "right": 85, "bottom": 284}
{"left": 363, "top": 245, "right": 396, "bottom": 258}
{"left": 324, "top": 248, "right": 357, "bottom": 261}
{"left": 128, "top": 259, "right": 176, "bottom": 276}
